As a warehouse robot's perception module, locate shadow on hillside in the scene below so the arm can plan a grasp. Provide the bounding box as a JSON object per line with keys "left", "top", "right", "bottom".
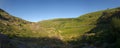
{"left": 9, "top": 36, "right": 72, "bottom": 48}
{"left": 0, "top": 34, "right": 16, "bottom": 48}
{"left": 1, "top": 33, "right": 75, "bottom": 48}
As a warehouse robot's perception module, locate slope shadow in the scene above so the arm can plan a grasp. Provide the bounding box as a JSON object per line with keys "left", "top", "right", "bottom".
{"left": 0, "top": 34, "right": 15, "bottom": 48}
{"left": 9, "top": 36, "right": 71, "bottom": 48}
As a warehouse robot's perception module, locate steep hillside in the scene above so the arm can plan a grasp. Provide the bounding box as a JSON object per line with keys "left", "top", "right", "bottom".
{"left": 0, "top": 8, "right": 32, "bottom": 48}
{"left": 38, "top": 7, "right": 120, "bottom": 48}
{"left": 69, "top": 7, "right": 120, "bottom": 48}
{"left": 0, "top": 7, "right": 120, "bottom": 48}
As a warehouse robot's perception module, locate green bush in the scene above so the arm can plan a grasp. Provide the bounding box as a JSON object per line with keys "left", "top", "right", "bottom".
{"left": 112, "top": 17, "right": 120, "bottom": 31}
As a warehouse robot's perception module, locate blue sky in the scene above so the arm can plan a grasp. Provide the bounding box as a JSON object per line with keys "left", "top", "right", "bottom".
{"left": 0, "top": 0, "right": 120, "bottom": 22}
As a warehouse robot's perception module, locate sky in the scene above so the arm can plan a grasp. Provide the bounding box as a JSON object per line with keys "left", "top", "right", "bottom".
{"left": 0, "top": 0, "right": 120, "bottom": 22}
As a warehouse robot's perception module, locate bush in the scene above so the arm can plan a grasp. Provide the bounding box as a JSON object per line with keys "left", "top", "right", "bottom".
{"left": 111, "top": 17, "right": 120, "bottom": 31}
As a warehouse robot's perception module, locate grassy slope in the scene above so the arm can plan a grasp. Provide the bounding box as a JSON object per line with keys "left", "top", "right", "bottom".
{"left": 38, "top": 10, "right": 103, "bottom": 41}
{"left": 0, "top": 7, "right": 120, "bottom": 48}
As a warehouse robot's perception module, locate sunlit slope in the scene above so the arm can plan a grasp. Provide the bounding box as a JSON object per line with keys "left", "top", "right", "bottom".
{"left": 38, "top": 10, "right": 103, "bottom": 41}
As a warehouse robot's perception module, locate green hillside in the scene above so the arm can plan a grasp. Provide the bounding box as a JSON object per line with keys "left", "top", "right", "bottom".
{"left": 0, "top": 7, "right": 120, "bottom": 48}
